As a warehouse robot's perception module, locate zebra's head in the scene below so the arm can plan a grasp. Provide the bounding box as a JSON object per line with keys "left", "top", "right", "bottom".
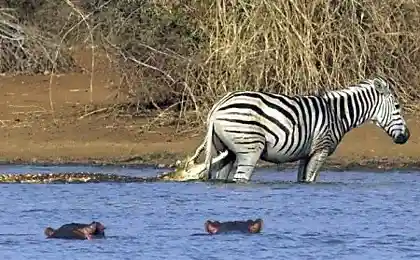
{"left": 370, "top": 77, "right": 410, "bottom": 144}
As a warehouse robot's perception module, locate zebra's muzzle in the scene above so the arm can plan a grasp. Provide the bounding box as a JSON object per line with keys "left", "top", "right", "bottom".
{"left": 394, "top": 128, "right": 410, "bottom": 144}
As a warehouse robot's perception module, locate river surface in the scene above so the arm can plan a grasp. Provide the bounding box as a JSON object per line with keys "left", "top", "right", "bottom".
{"left": 0, "top": 164, "right": 419, "bottom": 260}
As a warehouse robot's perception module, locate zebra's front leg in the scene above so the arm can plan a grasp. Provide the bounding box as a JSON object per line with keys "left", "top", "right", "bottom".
{"left": 297, "top": 149, "right": 329, "bottom": 183}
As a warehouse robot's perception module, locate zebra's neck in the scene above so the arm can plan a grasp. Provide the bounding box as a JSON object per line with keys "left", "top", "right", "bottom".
{"left": 323, "top": 84, "right": 380, "bottom": 136}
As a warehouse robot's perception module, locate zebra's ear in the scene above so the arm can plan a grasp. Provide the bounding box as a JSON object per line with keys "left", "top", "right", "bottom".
{"left": 373, "top": 77, "right": 390, "bottom": 95}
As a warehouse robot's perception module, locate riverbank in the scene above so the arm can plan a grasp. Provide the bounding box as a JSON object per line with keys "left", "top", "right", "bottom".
{"left": 0, "top": 52, "right": 419, "bottom": 171}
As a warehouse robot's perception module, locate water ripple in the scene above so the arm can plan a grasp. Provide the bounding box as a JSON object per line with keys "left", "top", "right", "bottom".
{"left": 0, "top": 165, "right": 419, "bottom": 259}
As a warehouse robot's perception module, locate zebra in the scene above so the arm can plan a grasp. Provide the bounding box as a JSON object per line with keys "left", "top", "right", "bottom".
{"left": 185, "top": 76, "right": 410, "bottom": 183}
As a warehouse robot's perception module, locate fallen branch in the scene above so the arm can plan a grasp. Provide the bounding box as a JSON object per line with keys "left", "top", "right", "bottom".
{"left": 78, "top": 107, "right": 108, "bottom": 119}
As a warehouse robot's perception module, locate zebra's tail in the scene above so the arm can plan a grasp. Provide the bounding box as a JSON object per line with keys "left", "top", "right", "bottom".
{"left": 201, "top": 91, "right": 238, "bottom": 180}
{"left": 203, "top": 116, "right": 217, "bottom": 180}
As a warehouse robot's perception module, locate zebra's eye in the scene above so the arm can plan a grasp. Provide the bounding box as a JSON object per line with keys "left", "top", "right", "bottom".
{"left": 395, "top": 104, "right": 400, "bottom": 110}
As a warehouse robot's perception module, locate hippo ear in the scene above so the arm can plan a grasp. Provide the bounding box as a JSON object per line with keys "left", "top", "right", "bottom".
{"left": 83, "top": 223, "right": 96, "bottom": 234}
{"left": 204, "top": 220, "right": 212, "bottom": 233}
{"left": 44, "top": 227, "right": 55, "bottom": 237}
{"left": 96, "top": 222, "right": 105, "bottom": 230}
{"left": 248, "top": 219, "right": 263, "bottom": 233}
{"left": 204, "top": 220, "right": 219, "bottom": 234}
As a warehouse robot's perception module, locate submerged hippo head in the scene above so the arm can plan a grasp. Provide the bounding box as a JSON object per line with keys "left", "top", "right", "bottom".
{"left": 205, "top": 219, "right": 263, "bottom": 235}
{"left": 79, "top": 221, "right": 106, "bottom": 239}
{"left": 44, "top": 221, "right": 106, "bottom": 240}
{"left": 44, "top": 227, "right": 55, "bottom": 237}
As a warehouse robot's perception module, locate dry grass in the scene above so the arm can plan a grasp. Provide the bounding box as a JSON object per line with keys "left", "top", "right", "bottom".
{"left": 0, "top": 8, "right": 77, "bottom": 74}
{"left": 199, "top": 0, "right": 420, "bottom": 109}
{"left": 2, "top": 0, "right": 420, "bottom": 125}
{"left": 101, "top": 0, "right": 420, "bottom": 121}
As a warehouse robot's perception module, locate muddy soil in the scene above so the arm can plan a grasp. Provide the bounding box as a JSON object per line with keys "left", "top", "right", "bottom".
{"left": 0, "top": 49, "right": 419, "bottom": 171}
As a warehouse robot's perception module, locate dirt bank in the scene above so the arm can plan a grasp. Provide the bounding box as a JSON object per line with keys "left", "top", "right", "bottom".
{"left": 0, "top": 51, "right": 419, "bottom": 171}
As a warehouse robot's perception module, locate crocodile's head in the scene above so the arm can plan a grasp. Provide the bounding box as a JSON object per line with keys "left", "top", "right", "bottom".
{"left": 159, "top": 157, "right": 207, "bottom": 182}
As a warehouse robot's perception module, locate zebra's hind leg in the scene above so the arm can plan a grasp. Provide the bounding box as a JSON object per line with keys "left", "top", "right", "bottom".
{"left": 297, "top": 159, "right": 309, "bottom": 183}
{"left": 214, "top": 151, "right": 236, "bottom": 182}
{"left": 232, "top": 149, "right": 263, "bottom": 183}
{"left": 298, "top": 149, "right": 329, "bottom": 183}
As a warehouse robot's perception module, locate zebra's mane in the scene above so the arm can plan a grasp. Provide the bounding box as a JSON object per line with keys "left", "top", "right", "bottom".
{"left": 320, "top": 77, "right": 396, "bottom": 130}
{"left": 323, "top": 79, "right": 376, "bottom": 98}
{"left": 324, "top": 76, "right": 398, "bottom": 98}
{"left": 344, "top": 76, "right": 395, "bottom": 94}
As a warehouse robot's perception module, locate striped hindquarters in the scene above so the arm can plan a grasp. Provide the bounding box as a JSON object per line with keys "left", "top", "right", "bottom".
{"left": 210, "top": 91, "right": 331, "bottom": 161}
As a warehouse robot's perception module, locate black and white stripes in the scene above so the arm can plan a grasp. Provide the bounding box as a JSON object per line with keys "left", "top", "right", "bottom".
{"left": 187, "top": 76, "right": 410, "bottom": 183}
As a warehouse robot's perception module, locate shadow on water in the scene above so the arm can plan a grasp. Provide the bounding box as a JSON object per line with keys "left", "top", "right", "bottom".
{"left": 207, "top": 178, "right": 348, "bottom": 186}
{"left": 201, "top": 167, "right": 420, "bottom": 190}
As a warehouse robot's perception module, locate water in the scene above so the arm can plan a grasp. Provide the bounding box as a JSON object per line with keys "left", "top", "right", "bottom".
{"left": 0, "top": 164, "right": 419, "bottom": 260}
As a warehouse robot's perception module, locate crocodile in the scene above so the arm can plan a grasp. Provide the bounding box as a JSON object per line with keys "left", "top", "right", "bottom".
{"left": 0, "top": 151, "right": 228, "bottom": 184}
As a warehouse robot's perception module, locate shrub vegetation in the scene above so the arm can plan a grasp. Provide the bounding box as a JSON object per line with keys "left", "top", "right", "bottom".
{"left": 1, "top": 0, "right": 420, "bottom": 121}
